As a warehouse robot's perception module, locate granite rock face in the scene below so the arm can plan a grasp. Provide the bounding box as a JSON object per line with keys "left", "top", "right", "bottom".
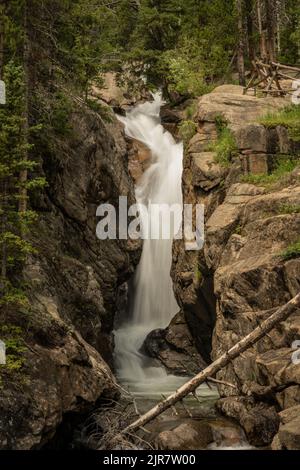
{"left": 0, "top": 109, "right": 141, "bottom": 449}
{"left": 171, "top": 85, "right": 300, "bottom": 446}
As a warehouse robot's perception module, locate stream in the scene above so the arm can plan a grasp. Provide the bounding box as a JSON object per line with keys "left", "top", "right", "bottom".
{"left": 113, "top": 95, "right": 253, "bottom": 450}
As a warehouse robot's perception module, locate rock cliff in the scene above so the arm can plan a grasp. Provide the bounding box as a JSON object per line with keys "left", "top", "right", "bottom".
{"left": 171, "top": 85, "right": 300, "bottom": 447}
{"left": 0, "top": 107, "right": 140, "bottom": 449}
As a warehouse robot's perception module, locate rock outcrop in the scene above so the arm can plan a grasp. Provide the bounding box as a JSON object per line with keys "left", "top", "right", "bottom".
{"left": 0, "top": 108, "right": 140, "bottom": 449}
{"left": 272, "top": 405, "right": 300, "bottom": 450}
{"left": 172, "top": 85, "right": 300, "bottom": 447}
{"left": 143, "top": 311, "right": 207, "bottom": 375}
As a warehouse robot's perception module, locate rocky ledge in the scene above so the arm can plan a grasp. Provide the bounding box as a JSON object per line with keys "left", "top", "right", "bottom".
{"left": 169, "top": 85, "right": 300, "bottom": 447}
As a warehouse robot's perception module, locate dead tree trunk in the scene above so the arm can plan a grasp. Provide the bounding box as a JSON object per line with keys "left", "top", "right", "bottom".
{"left": 121, "top": 292, "right": 300, "bottom": 435}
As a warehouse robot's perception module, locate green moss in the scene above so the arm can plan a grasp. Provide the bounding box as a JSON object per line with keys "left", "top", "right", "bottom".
{"left": 241, "top": 157, "right": 300, "bottom": 188}
{"left": 259, "top": 105, "right": 300, "bottom": 142}
{"left": 234, "top": 225, "right": 243, "bottom": 235}
{"left": 280, "top": 239, "right": 300, "bottom": 261}
{"left": 195, "top": 268, "right": 203, "bottom": 284}
{"left": 178, "top": 120, "right": 197, "bottom": 144}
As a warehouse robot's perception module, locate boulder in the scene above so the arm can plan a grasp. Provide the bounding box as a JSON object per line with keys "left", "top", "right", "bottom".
{"left": 156, "top": 421, "right": 214, "bottom": 450}
{"left": 216, "top": 397, "right": 279, "bottom": 446}
{"left": 191, "top": 152, "right": 225, "bottom": 190}
{"left": 272, "top": 406, "right": 300, "bottom": 450}
{"left": 143, "top": 312, "right": 207, "bottom": 375}
{"left": 197, "top": 85, "right": 289, "bottom": 130}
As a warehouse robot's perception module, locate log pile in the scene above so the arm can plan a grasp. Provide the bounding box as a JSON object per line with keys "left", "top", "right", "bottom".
{"left": 244, "top": 60, "right": 300, "bottom": 96}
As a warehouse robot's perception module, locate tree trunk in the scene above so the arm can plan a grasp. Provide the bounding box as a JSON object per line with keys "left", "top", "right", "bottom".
{"left": 121, "top": 292, "right": 300, "bottom": 435}
{"left": 0, "top": 0, "right": 4, "bottom": 79}
{"left": 236, "top": 0, "right": 246, "bottom": 86}
{"left": 265, "top": 0, "right": 276, "bottom": 61}
{"left": 257, "top": 0, "right": 267, "bottom": 59}
{"left": 245, "top": 0, "right": 255, "bottom": 60}
{"left": 276, "top": 0, "right": 281, "bottom": 56}
{"left": 0, "top": 0, "right": 6, "bottom": 292}
{"left": 18, "top": 0, "right": 29, "bottom": 214}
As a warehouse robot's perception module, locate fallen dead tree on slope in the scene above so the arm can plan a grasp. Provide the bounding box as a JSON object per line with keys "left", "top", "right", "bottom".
{"left": 120, "top": 292, "right": 300, "bottom": 436}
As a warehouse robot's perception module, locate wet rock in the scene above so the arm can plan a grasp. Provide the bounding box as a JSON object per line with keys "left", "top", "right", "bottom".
{"left": 128, "top": 138, "right": 151, "bottom": 182}
{"left": 143, "top": 312, "right": 207, "bottom": 375}
{"left": 216, "top": 397, "right": 279, "bottom": 446}
{"left": 209, "top": 420, "right": 247, "bottom": 448}
{"left": 156, "top": 421, "right": 214, "bottom": 450}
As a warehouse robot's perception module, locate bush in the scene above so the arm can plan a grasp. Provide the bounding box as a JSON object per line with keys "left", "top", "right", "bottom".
{"left": 241, "top": 157, "right": 300, "bottom": 187}
{"left": 281, "top": 239, "right": 300, "bottom": 261}
{"left": 208, "top": 125, "right": 237, "bottom": 166}
{"left": 178, "top": 120, "right": 197, "bottom": 144}
{"left": 259, "top": 105, "right": 300, "bottom": 142}
{"left": 277, "top": 203, "right": 300, "bottom": 214}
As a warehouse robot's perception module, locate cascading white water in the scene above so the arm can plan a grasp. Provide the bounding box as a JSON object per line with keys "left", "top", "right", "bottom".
{"left": 114, "top": 93, "right": 188, "bottom": 396}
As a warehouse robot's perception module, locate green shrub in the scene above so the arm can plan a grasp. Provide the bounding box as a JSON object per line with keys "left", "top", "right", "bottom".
{"left": 86, "top": 98, "right": 114, "bottom": 122}
{"left": 241, "top": 158, "right": 300, "bottom": 187}
{"left": 0, "top": 325, "right": 26, "bottom": 374}
{"left": 259, "top": 105, "right": 300, "bottom": 142}
{"left": 277, "top": 203, "right": 300, "bottom": 214}
{"left": 178, "top": 120, "right": 197, "bottom": 144}
{"left": 280, "top": 239, "right": 300, "bottom": 261}
{"left": 51, "top": 92, "right": 73, "bottom": 136}
{"left": 185, "top": 102, "right": 198, "bottom": 120}
{"left": 209, "top": 127, "right": 237, "bottom": 166}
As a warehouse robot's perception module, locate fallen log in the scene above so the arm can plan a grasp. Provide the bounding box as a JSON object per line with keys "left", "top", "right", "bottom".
{"left": 121, "top": 292, "right": 300, "bottom": 435}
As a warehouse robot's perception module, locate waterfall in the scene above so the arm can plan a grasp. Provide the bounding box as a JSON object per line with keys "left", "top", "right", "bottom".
{"left": 114, "top": 93, "right": 187, "bottom": 396}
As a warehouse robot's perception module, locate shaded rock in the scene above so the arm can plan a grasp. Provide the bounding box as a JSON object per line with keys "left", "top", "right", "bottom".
{"left": 143, "top": 312, "right": 207, "bottom": 375}
{"left": 0, "top": 108, "right": 141, "bottom": 449}
{"left": 216, "top": 397, "right": 279, "bottom": 446}
{"left": 236, "top": 124, "right": 268, "bottom": 153}
{"left": 242, "top": 153, "right": 269, "bottom": 175}
{"left": 276, "top": 385, "right": 300, "bottom": 409}
{"left": 0, "top": 331, "right": 116, "bottom": 450}
{"left": 274, "top": 406, "right": 300, "bottom": 450}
